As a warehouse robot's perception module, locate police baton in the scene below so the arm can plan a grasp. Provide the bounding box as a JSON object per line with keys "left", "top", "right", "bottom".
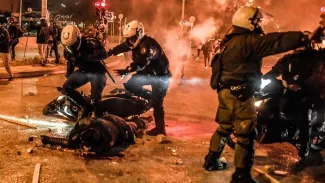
{"left": 101, "top": 61, "right": 116, "bottom": 83}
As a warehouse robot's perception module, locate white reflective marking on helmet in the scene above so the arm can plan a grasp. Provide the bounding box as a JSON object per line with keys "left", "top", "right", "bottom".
{"left": 62, "top": 32, "right": 70, "bottom": 40}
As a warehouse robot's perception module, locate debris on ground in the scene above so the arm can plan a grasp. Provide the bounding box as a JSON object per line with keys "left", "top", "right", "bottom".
{"left": 156, "top": 134, "right": 167, "bottom": 143}
{"left": 171, "top": 149, "right": 179, "bottom": 156}
{"left": 27, "top": 148, "right": 34, "bottom": 154}
{"left": 176, "top": 159, "right": 183, "bottom": 165}
{"left": 263, "top": 165, "right": 274, "bottom": 174}
{"left": 28, "top": 92, "right": 36, "bottom": 96}
{"left": 32, "top": 163, "right": 41, "bottom": 183}
{"left": 28, "top": 135, "right": 38, "bottom": 142}
{"left": 274, "top": 170, "right": 289, "bottom": 176}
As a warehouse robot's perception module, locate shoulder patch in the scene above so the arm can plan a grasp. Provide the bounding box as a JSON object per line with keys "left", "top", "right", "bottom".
{"left": 141, "top": 47, "right": 147, "bottom": 55}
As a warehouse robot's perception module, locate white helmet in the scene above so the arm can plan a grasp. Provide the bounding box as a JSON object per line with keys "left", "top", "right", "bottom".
{"left": 61, "top": 25, "right": 82, "bottom": 53}
{"left": 232, "top": 7, "right": 273, "bottom": 31}
{"left": 122, "top": 20, "right": 145, "bottom": 49}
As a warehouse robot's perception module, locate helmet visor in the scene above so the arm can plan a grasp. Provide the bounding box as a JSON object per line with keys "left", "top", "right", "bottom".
{"left": 255, "top": 8, "right": 274, "bottom": 26}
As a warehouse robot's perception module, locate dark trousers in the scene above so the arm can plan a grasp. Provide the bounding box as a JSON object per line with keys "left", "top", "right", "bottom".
{"left": 209, "top": 89, "right": 256, "bottom": 169}
{"left": 124, "top": 73, "right": 169, "bottom": 132}
{"left": 204, "top": 52, "right": 210, "bottom": 67}
{"left": 283, "top": 91, "right": 312, "bottom": 158}
{"left": 50, "top": 41, "right": 60, "bottom": 62}
{"left": 63, "top": 70, "right": 107, "bottom": 103}
{"left": 197, "top": 49, "right": 201, "bottom": 57}
{"left": 10, "top": 39, "right": 18, "bottom": 60}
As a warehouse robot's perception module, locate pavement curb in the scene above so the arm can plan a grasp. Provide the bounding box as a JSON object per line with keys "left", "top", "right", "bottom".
{"left": 0, "top": 57, "right": 123, "bottom": 79}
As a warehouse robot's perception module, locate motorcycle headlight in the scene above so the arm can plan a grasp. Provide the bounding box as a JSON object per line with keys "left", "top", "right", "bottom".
{"left": 254, "top": 100, "right": 263, "bottom": 107}
{"left": 260, "top": 79, "right": 271, "bottom": 89}
{"left": 254, "top": 98, "right": 270, "bottom": 107}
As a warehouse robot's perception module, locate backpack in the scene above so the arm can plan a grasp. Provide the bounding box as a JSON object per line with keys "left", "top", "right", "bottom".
{"left": 210, "top": 40, "right": 228, "bottom": 91}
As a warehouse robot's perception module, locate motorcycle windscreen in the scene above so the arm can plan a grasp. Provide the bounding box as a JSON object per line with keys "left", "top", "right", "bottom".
{"left": 43, "top": 97, "right": 78, "bottom": 121}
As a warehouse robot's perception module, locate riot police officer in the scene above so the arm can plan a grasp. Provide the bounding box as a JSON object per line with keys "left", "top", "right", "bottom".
{"left": 107, "top": 20, "right": 171, "bottom": 136}
{"left": 60, "top": 25, "right": 108, "bottom": 118}
{"left": 205, "top": 7, "right": 322, "bottom": 183}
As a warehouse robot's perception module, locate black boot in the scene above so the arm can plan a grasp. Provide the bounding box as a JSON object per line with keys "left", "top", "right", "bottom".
{"left": 231, "top": 168, "right": 258, "bottom": 183}
{"left": 203, "top": 150, "right": 227, "bottom": 171}
{"left": 146, "top": 110, "right": 166, "bottom": 136}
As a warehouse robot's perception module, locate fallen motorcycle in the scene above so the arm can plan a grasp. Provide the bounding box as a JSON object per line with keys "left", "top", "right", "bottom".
{"left": 43, "top": 87, "right": 152, "bottom": 122}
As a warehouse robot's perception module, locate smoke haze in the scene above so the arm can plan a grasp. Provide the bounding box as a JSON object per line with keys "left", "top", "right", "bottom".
{"left": 109, "top": 0, "right": 325, "bottom": 85}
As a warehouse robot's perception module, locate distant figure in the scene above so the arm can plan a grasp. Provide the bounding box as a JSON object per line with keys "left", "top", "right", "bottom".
{"left": 29, "top": 18, "right": 50, "bottom": 61}
{"left": 196, "top": 40, "right": 203, "bottom": 60}
{"left": 8, "top": 17, "right": 23, "bottom": 60}
{"left": 0, "top": 25, "right": 13, "bottom": 81}
{"left": 202, "top": 39, "right": 213, "bottom": 69}
{"left": 49, "top": 22, "right": 61, "bottom": 64}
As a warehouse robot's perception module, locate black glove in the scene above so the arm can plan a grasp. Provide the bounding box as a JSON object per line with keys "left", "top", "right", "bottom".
{"left": 114, "top": 66, "right": 132, "bottom": 77}
{"left": 107, "top": 49, "right": 114, "bottom": 57}
{"left": 114, "top": 68, "right": 129, "bottom": 77}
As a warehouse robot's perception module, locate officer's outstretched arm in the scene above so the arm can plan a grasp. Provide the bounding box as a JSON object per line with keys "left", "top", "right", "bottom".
{"left": 107, "top": 42, "right": 131, "bottom": 57}
{"left": 247, "top": 32, "right": 309, "bottom": 58}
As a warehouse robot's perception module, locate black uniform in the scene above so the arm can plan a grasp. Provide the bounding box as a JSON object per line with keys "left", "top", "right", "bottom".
{"left": 205, "top": 26, "right": 309, "bottom": 177}
{"left": 107, "top": 35, "right": 171, "bottom": 135}
{"left": 63, "top": 36, "right": 107, "bottom": 117}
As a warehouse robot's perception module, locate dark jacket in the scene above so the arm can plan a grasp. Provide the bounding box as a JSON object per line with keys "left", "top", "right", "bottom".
{"left": 107, "top": 35, "right": 171, "bottom": 76}
{"left": 0, "top": 27, "right": 10, "bottom": 53}
{"left": 218, "top": 26, "right": 308, "bottom": 86}
{"left": 8, "top": 23, "right": 23, "bottom": 41}
{"left": 49, "top": 25, "right": 61, "bottom": 42}
{"left": 202, "top": 41, "right": 212, "bottom": 55}
{"left": 65, "top": 37, "right": 108, "bottom": 76}
{"left": 30, "top": 21, "right": 49, "bottom": 44}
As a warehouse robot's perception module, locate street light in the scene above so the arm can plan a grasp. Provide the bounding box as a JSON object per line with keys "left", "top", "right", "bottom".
{"left": 118, "top": 14, "right": 123, "bottom": 44}
{"left": 182, "top": 0, "right": 185, "bottom": 20}
{"left": 189, "top": 16, "right": 195, "bottom": 58}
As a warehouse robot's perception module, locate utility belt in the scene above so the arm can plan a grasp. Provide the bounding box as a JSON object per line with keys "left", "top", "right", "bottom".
{"left": 220, "top": 83, "right": 255, "bottom": 101}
